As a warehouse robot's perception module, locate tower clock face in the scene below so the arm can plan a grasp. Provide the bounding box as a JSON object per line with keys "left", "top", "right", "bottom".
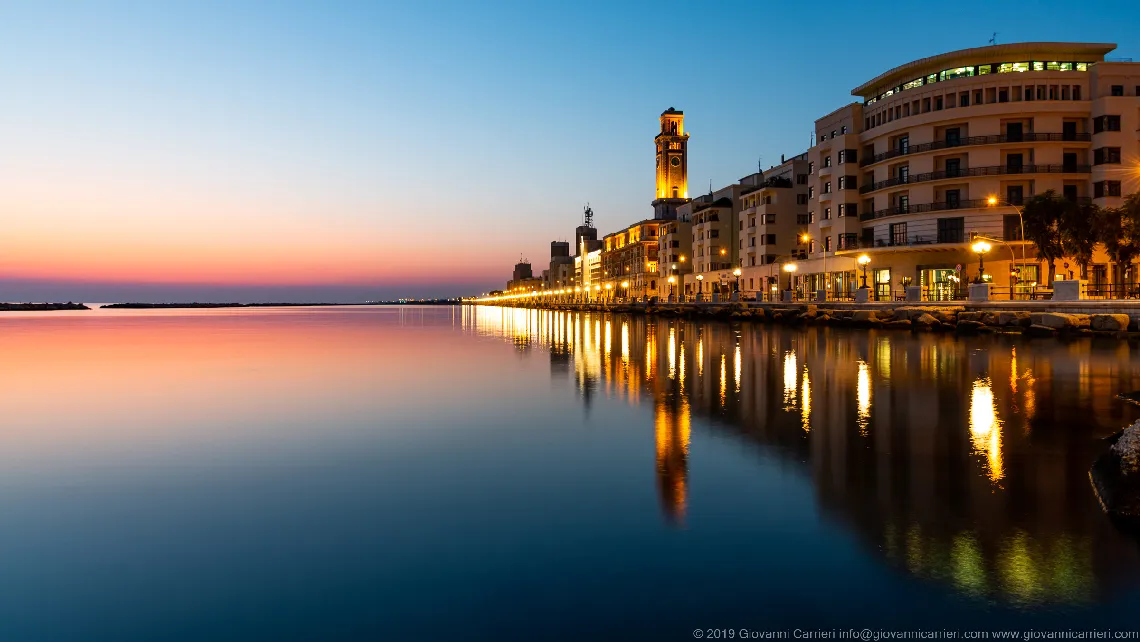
{"left": 670, "top": 157, "right": 681, "bottom": 167}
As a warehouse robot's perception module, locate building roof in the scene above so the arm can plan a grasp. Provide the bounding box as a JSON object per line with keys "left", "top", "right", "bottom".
{"left": 851, "top": 42, "right": 1116, "bottom": 98}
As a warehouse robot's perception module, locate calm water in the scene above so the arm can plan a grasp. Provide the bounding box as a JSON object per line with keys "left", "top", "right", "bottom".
{"left": 2, "top": 304, "right": 1139, "bottom": 640}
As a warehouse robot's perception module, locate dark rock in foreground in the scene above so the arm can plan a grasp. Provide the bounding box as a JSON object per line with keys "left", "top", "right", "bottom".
{"left": 1090, "top": 419, "right": 1140, "bottom": 525}
{"left": 0, "top": 302, "right": 89, "bottom": 311}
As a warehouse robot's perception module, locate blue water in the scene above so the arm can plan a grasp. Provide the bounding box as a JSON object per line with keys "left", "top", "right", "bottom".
{"left": 0, "top": 305, "right": 1137, "bottom": 640}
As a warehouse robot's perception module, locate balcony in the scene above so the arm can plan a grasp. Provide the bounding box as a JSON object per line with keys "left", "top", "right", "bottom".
{"left": 860, "top": 132, "right": 1092, "bottom": 167}
{"left": 860, "top": 164, "right": 1092, "bottom": 194}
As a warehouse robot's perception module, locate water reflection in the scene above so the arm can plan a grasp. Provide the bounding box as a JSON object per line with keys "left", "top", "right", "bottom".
{"left": 464, "top": 305, "right": 1140, "bottom": 606}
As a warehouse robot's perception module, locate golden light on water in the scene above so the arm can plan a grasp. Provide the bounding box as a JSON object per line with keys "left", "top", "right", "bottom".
{"left": 733, "top": 344, "right": 741, "bottom": 393}
{"left": 645, "top": 327, "right": 656, "bottom": 380}
{"left": 668, "top": 327, "right": 677, "bottom": 380}
{"left": 697, "top": 338, "right": 704, "bottom": 377}
{"left": 604, "top": 320, "right": 611, "bottom": 358}
{"left": 801, "top": 366, "right": 812, "bottom": 432}
{"left": 969, "top": 378, "right": 1005, "bottom": 483}
{"left": 679, "top": 342, "right": 686, "bottom": 390}
{"left": 719, "top": 353, "right": 727, "bottom": 406}
{"left": 620, "top": 322, "right": 629, "bottom": 365}
{"left": 857, "top": 360, "right": 871, "bottom": 434}
{"left": 783, "top": 350, "right": 797, "bottom": 407}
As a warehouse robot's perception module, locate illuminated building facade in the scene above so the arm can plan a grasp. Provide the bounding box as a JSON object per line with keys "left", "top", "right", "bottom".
{"left": 652, "top": 107, "right": 690, "bottom": 220}
{"left": 794, "top": 42, "right": 1140, "bottom": 299}
{"left": 601, "top": 220, "right": 662, "bottom": 300}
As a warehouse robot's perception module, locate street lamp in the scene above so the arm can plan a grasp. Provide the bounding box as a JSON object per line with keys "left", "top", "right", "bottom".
{"left": 732, "top": 267, "right": 742, "bottom": 293}
{"left": 783, "top": 262, "right": 798, "bottom": 295}
{"left": 604, "top": 282, "right": 613, "bottom": 302}
{"left": 620, "top": 280, "right": 629, "bottom": 301}
{"left": 667, "top": 275, "right": 676, "bottom": 299}
{"left": 696, "top": 274, "right": 704, "bottom": 294}
{"left": 972, "top": 240, "right": 991, "bottom": 283}
{"left": 857, "top": 254, "right": 871, "bottom": 288}
{"left": 987, "top": 196, "right": 1026, "bottom": 270}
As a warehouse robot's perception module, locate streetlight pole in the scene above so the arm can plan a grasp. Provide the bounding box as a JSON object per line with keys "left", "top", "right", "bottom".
{"left": 972, "top": 240, "right": 991, "bottom": 283}
{"left": 733, "top": 267, "right": 742, "bottom": 295}
{"left": 858, "top": 254, "right": 870, "bottom": 289}
{"left": 987, "top": 196, "right": 1026, "bottom": 274}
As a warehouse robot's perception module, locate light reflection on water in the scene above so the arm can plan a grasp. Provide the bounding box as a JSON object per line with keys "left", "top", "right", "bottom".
{"left": 466, "top": 305, "right": 1140, "bottom": 608}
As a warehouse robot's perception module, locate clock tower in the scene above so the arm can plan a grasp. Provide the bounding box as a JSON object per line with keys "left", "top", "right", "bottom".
{"left": 652, "top": 107, "right": 689, "bottom": 220}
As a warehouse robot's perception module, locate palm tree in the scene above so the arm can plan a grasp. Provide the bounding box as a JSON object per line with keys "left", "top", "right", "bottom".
{"left": 1059, "top": 198, "right": 1102, "bottom": 279}
{"left": 1020, "top": 190, "right": 1066, "bottom": 285}
{"left": 1101, "top": 193, "right": 1140, "bottom": 294}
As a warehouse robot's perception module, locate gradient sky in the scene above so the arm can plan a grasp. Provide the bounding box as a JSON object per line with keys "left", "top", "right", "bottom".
{"left": 1, "top": 0, "right": 1137, "bottom": 302}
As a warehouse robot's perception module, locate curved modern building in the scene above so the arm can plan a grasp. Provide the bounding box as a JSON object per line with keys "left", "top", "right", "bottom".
{"left": 747, "top": 42, "right": 1139, "bottom": 300}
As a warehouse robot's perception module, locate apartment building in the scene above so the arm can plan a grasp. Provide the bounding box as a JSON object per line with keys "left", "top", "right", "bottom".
{"left": 684, "top": 183, "right": 752, "bottom": 297}
{"left": 793, "top": 42, "right": 1140, "bottom": 300}
{"left": 601, "top": 220, "right": 663, "bottom": 299}
{"left": 657, "top": 210, "right": 694, "bottom": 298}
{"left": 737, "top": 155, "right": 814, "bottom": 296}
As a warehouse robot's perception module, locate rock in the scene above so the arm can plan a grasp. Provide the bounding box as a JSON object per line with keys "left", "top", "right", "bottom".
{"left": 811, "top": 314, "right": 831, "bottom": 325}
{"left": 1031, "top": 312, "right": 1078, "bottom": 329}
{"left": 957, "top": 311, "right": 981, "bottom": 322}
{"left": 997, "top": 311, "right": 1031, "bottom": 327}
{"left": 1091, "top": 419, "right": 1140, "bottom": 523}
{"left": 915, "top": 313, "right": 938, "bottom": 330}
{"left": 1025, "top": 324, "right": 1058, "bottom": 337}
{"left": 852, "top": 310, "right": 878, "bottom": 323}
{"left": 1092, "top": 314, "right": 1131, "bottom": 332}
{"left": 956, "top": 320, "right": 984, "bottom": 333}
{"left": 981, "top": 312, "right": 998, "bottom": 326}
{"left": 751, "top": 308, "right": 766, "bottom": 321}
{"left": 884, "top": 319, "right": 913, "bottom": 329}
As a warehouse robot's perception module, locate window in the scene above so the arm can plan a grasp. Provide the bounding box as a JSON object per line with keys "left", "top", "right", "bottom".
{"left": 841, "top": 126, "right": 847, "bottom": 134}
{"left": 890, "top": 222, "right": 908, "bottom": 246}
{"left": 824, "top": 236, "right": 832, "bottom": 252}
{"left": 838, "top": 176, "right": 848, "bottom": 189}
{"left": 796, "top": 174, "right": 808, "bottom": 184}
{"left": 1006, "top": 154, "right": 1024, "bottom": 172}
{"left": 1094, "top": 115, "right": 1121, "bottom": 132}
{"left": 1111, "top": 85, "right": 1124, "bottom": 96}
{"left": 709, "top": 230, "right": 719, "bottom": 239}
{"left": 974, "top": 89, "right": 983, "bottom": 105}
{"left": 823, "top": 181, "right": 832, "bottom": 194}
{"left": 945, "top": 158, "right": 961, "bottom": 177}
{"left": 896, "top": 194, "right": 909, "bottom": 213}
{"left": 763, "top": 213, "right": 775, "bottom": 224}
{"left": 898, "top": 135, "right": 909, "bottom": 153}
{"left": 764, "top": 234, "right": 776, "bottom": 245}
{"left": 945, "top": 127, "right": 961, "bottom": 146}
{"left": 1094, "top": 147, "right": 1122, "bottom": 164}
{"left": 1003, "top": 215, "right": 1023, "bottom": 241}
{"left": 839, "top": 203, "right": 857, "bottom": 217}
{"left": 808, "top": 187, "right": 814, "bottom": 199}
{"left": 1007, "top": 185, "right": 1024, "bottom": 206}
{"left": 946, "top": 189, "right": 961, "bottom": 208}
{"left": 837, "top": 150, "right": 846, "bottom": 164}
{"left": 823, "top": 207, "right": 831, "bottom": 219}
{"left": 796, "top": 194, "right": 808, "bottom": 205}
{"left": 808, "top": 162, "right": 814, "bottom": 174}
{"left": 824, "top": 155, "right": 832, "bottom": 167}
{"left": 938, "top": 217, "right": 964, "bottom": 243}
{"left": 935, "top": 96, "right": 943, "bottom": 110}
{"left": 898, "top": 166, "right": 909, "bottom": 183}
{"left": 1073, "top": 85, "right": 1081, "bottom": 100}
{"left": 1094, "top": 181, "right": 1122, "bottom": 198}
{"left": 960, "top": 91, "right": 969, "bottom": 107}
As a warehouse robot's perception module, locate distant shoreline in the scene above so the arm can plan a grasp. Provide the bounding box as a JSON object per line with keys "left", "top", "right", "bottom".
{"left": 0, "top": 302, "right": 89, "bottom": 311}
{"left": 100, "top": 301, "right": 461, "bottom": 309}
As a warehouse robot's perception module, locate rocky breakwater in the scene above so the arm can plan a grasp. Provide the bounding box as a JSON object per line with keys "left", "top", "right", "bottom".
{"left": 1091, "top": 420, "right": 1140, "bottom": 525}
{"left": 504, "top": 301, "right": 1138, "bottom": 339}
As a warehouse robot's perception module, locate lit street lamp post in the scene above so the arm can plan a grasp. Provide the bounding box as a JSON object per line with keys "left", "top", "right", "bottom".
{"left": 620, "top": 280, "right": 629, "bottom": 302}
{"left": 732, "top": 267, "right": 742, "bottom": 294}
{"left": 972, "top": 240, "right": 991, "bottom": 284}
{"left": 667, "top": 275, "right": 676, "bottom": 301}
{"left": 783, "top": 262, "right": 798, "bottom": 299}
{"left": 696, "top": 274, "right": 704, "bottom": 300}
{"left": 857, "top": 254, "right": 871, "bottom": 289}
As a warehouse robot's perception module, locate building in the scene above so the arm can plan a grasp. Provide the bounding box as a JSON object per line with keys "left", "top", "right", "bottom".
{"left": 657, "top": 211, "right": 694, "bottom": 298}
{"left": 684, "top": 182, "right": 752, "bottom": 297}
{"left": 601, "top": 220, "right": 662, "bottom": 300}
{"left": 794, "top": 42, "right": 1140, "bottom": 300}
{"left": 546, "top": 241, "right": 575, "bottom": 291}
{"left": 652, "top": 107, "right": 690, "bottom": 220}
{"left": 574, "top": 248, "right": 602, "bottom": 299}
{"left": 737, "top": 155, "right": 814, "bottom": 298}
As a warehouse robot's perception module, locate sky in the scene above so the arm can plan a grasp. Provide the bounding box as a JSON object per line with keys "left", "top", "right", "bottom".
{"left": 1, "top": 0, "right": 1138, "bottom": 302}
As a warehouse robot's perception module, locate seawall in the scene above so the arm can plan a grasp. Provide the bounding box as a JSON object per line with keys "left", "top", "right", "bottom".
{"left": 474, "top": 300, "right": 1140, "bottom": 339}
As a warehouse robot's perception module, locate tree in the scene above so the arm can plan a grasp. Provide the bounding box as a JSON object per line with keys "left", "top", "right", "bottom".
{"left": 1020, "top": 190, "right": 1066, "bottom": 285}
{"left": 1101, "top": 192, "right": 1140, "bottom": 291}
{"left": 1059, "top": 198, "right": 1102, "bottom": 279}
